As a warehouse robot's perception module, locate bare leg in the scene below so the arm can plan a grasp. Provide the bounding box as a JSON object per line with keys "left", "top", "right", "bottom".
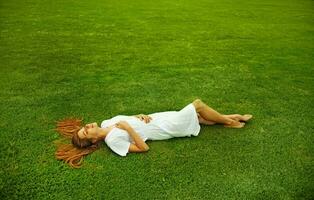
{"left": 198, "top": 114, "right": 249, "bottom": 125}
{"left": 193, "top": 99, "right": 244, "bottom": 128}
{"left": 198, "top": 113, "right": 253, "bottom": 128}
{"left": 197, "top": 113, "right": 216, "bottom": 125}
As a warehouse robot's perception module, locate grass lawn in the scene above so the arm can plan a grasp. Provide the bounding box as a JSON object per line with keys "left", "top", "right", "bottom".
{"left": 0, "top": 0, "right": 313, "bottom": 199}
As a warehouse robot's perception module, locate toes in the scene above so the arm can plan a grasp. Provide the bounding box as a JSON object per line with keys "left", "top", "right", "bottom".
{"left": 243, "top": 114, "right": 253, "bottom": 121}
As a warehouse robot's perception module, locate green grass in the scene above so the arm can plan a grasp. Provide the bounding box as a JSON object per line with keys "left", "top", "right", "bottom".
{"left": 0, "top": 0, "right": 313, "bottom": 199}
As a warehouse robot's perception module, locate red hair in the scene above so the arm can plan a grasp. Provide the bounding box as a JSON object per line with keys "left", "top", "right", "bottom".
{"left": 54, "top": 118, "right": 101, "bottom": 168}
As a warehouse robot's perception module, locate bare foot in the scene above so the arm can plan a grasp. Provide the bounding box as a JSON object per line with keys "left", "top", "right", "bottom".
{"left": 224, "top": 121, "right": 245, "bottom": 128}
{"left": 224, "top": 114, "right": 253, "bottom": 122}
{"left": 242, "top": 114, "right": 253, "bottom": 122}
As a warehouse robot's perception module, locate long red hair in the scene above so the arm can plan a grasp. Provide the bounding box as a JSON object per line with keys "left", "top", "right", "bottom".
{"left": 54, "top": 118, "right": 101, "bottom": 168}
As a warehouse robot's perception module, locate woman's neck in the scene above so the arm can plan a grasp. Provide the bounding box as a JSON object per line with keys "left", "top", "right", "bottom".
{"left": 96, "top": 126, "right": 113, "bottom": 141}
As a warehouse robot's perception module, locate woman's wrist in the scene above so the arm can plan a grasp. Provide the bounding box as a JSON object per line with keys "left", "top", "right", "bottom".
{"left": 125, "top": 126, "right": 148, "bottom": 150}
{"left": 125, "top": 126, "right": 133, "bottom": 132}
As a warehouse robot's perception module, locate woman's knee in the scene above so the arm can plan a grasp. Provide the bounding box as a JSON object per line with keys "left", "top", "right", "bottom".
{"left": 193, "top": 99, "right": 204, "bottom": 112}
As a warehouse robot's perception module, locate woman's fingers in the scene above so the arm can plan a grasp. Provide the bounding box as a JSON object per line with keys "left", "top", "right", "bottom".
{"left": 136, "top": 115, "right": 152, "bottom": 123}
{"left": 142, "top": 116, "right": 149, "bottom": 123}
{"left": 146, "top": 116, "right": 152, "bottom": 123}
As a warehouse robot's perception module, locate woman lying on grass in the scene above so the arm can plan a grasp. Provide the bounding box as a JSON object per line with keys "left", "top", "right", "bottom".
{"left": 55, "top": 99, "right": 253, "bottom": 168}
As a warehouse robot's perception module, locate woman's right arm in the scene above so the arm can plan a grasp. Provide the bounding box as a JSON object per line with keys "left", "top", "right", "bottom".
{"left": 115, "top": 121, "right": 150, "bottom": 151}
{"left": 125, "top": 126, "right": 149, "bottom": 151}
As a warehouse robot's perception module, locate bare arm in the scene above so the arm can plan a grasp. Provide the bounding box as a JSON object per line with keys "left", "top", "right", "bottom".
{"left": 126, "top": 126, "right": 149, "bottom": 151}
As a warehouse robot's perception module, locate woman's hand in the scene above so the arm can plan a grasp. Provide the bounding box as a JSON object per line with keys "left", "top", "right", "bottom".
{"left": 134, "top": 114, "right": 152, "bottom": 123}
{"left": 115, "top": 121, "right": 132, "bottom": 131}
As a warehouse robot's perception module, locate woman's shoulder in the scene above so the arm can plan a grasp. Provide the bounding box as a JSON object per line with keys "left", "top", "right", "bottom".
{"left": 101, "top": 115, "right": 130, "bottom": 127}
{"left": 104, "top": 127, "right": 129, "bottom": 143}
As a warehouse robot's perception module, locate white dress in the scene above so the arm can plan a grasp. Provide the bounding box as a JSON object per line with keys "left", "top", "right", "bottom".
{"left": 100, "top": 103, "right": 201, "bottom": 156}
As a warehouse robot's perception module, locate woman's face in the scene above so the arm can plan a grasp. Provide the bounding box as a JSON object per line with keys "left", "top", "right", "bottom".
{"left": 77, "top": 122, "right": 99, "bottom": 141}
